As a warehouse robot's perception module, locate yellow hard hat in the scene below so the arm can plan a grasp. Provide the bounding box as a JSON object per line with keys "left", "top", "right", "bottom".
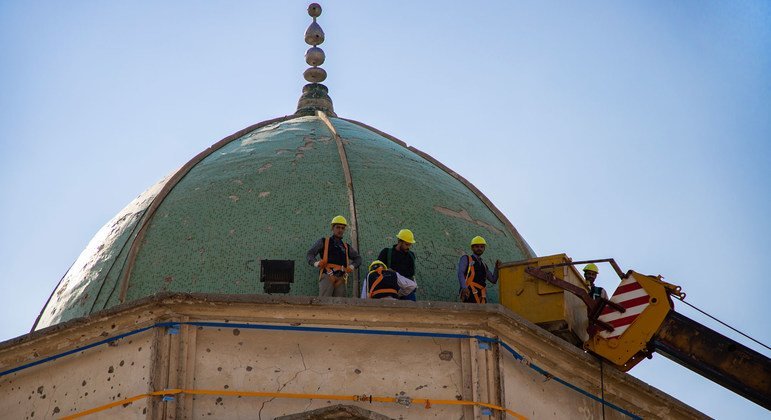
{"left": 470, "top": 236, "right": 487, "bottom": 246}
{"left": 369, "top": 260, "right": 386, "bottom": 271}
{"left": 583, "top": 263, "right": 599, "bottom": 273}
{"left": 330, "top": 215, "right": 348, "bottom": 226}
{"left": 396, "top": 229, "right": 416, "bottom": 244}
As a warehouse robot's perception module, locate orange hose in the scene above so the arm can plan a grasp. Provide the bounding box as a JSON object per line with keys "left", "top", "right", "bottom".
{"left": 61, "top": 388, "right": 527, "bottom": 419}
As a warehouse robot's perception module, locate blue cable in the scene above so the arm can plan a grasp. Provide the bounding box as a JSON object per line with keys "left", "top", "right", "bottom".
{"left": 0, "top": 323, "right": 174, "bottom": 377}
{"left": 1, "top": 320, "right": 641, "bottom": 419}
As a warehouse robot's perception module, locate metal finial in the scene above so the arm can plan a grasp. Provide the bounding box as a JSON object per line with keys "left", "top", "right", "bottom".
{"left": 304, "top": 21, "right": 325, "bottom": 47}
{"left": 308, "top": 3, "right": 322, "bottom": 18}
{"left": 296, "top": 3, "right": 335, "bottom": 117}
{"left": 305, "top": 47, "right": 325, "bottom": 66}
{"left": 303, "top": 3, "right": 326, "bottom": 83}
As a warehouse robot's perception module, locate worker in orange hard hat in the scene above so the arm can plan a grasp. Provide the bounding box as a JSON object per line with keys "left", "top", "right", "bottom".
{"left": 377, "top": 229, "right": 418, "bottom": 301}
{"left": 583, "top": 263, "right": 607, "bottom": 300}
{"left": 458, "top": 236, "right": 501, "bottom": 304}
{"left": 306, "top": 215, "right": 362, "bottom": 297}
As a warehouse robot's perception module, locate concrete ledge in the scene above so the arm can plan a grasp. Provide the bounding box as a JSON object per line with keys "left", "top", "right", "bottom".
{"left": 1, "top": 293, "right": 706, "bottom": 419}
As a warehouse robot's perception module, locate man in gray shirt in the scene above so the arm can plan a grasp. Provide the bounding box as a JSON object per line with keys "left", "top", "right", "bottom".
{"left": 306, "top": 215, "right": 362, "bottom": 297}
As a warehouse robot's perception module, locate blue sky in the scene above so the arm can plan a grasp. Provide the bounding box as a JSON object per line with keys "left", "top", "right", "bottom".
{"left": 1, "top": 1, "right": 769, "bottom": 418}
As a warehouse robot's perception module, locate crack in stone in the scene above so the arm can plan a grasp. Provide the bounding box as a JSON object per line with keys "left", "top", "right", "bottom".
{"left": 432, "top": 338, "right": 463, "bottom": 398}
{"left": 258, "top": 399, "right": 269, "bottom": 420}
{"left": 297, "top": 344, "right": 307, "bottom": 371}
{"left": 448, "top": 372, "right": 462, "bottom": 399}
{"left": 259, "top": 344, "right": 309, "bottom": 419}
{"left": 302, "top": 399, "right": 313, "bottom": 413}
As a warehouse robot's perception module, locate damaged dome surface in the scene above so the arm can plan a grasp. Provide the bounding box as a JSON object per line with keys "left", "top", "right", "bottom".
{"left": 35, "top": 115, "right": 534, "bottom": 329}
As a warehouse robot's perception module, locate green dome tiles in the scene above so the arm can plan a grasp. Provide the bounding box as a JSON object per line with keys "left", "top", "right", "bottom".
{"left": 35, "top": 114, "right": 535, "bottom": 330}
{"left": 127, "top": 116, "right": 348, "bottom": 300}
{"left": 331, "top": 118, "right": 532, "bottom": 302}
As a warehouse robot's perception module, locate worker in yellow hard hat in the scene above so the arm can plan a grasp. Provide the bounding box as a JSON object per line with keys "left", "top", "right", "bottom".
{"left": 458, "top": 236, "right": 501, "bottom": 304}
{"left": 359, "top": 260, "right": 417, "bottom": 300}
{"left": 583, "top": 263, "right": 607, "bottom": 300}
{"left": 306, "top": 215, "right": 362, "bottom": 297}
{"left": 377, "top": 228, "right": 417, "bottom": 301}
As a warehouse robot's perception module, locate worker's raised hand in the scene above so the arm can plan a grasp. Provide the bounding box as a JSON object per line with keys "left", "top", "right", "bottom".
{"left": 346, "top": 264, "right": 354, "bottom": 273}
{"left": 313, "top": 261, "right": 321, "bottom": 268}
{"left": 495, "top": 259, "right": 501, "bottom": 269}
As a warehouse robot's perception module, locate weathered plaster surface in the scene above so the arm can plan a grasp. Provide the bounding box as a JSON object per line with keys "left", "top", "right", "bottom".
{"left": 0, "top": 331, "right": 153, "bottom": 419}
{"left": 1, "top": 295, "right": 706, "bottom": 419}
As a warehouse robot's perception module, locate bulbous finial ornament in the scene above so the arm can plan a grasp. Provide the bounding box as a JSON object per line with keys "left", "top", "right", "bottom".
{"left": 303, "top": 67, "right": 327, "bottom": 83}
{"left": 302, "top": 2, "right": 327, "bottom": 83}
{"left": 308, "top": 3, "right": 322, "bottom": 18}
{"left": 304, "top": 21, "right": 325, "bottom": 46}
{"left": 305, "top": 47, "right": 325, "bottom": 66}
{"left": 296, "top": 3, "right": 335, "bottom": 116}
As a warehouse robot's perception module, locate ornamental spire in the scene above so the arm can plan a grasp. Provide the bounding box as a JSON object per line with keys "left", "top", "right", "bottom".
{"left": 295, "top": 3, "right": 336, "bottom": 117}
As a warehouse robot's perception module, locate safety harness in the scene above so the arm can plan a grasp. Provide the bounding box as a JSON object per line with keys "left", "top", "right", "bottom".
{"left": 319, "top": 236, "right": 351, "bottom": 287}
{"left": 368, "top": 267, "right": 399, "bottom": 299}
{"left": 464, "top": 255, "right": 487, "bottom": 304}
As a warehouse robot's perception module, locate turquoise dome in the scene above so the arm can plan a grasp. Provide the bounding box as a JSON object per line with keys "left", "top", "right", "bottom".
{"left": 34, "top": 114, "right": 534, "bottom": 329}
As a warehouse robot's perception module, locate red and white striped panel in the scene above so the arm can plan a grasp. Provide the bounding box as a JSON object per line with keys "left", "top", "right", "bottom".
{"left": 597, "top": 274, "right": 651, "bottom": 339}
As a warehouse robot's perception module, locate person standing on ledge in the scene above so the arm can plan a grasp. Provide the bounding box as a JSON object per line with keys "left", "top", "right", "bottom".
{"left": 307, "top": 215, "right": 362, "bottom": 297}
{"left": 458, "top": 236, "right": 500, "bottom": 304}
{"left": 377, "top": 229, "right": 417, "bottom": 301}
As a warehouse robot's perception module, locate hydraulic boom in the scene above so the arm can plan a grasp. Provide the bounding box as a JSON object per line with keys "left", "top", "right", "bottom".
{"left": 498, "top": 255, "right": 771, "bottom": 410}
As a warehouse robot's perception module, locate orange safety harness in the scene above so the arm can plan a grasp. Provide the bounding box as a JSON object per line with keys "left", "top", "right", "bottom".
{"left": 319, "top": 237, "right": 351, "bottom": 287}
{"left": 368, "top": 267, "right": 399, "bottom": 299}
{"left": 464, "top": 255, "right": 487, "bottom": 303}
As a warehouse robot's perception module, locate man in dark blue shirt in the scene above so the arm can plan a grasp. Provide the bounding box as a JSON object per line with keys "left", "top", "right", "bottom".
{"left": 377, "top": 229, "right": 417, "bottom": 301}
{"left": 458, "top": 236, "right": 500, "bottom": 304}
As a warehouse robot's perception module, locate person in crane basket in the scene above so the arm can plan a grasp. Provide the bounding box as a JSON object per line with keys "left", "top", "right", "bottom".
{"left": 458, "top": 236, "right": 501, "bottom": 304}
{"left": 306, "top": 215, "right": 362, "bottom": 297}
{"left": 583, "top": 263, "right": 608, "bottom": 300}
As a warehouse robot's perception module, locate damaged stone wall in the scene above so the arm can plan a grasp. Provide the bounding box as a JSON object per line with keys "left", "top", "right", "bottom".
{"left": 1, "top": 296, "right": 707, "bottom": 419}
{"left": 0, "top": 330, "right": 154, "bottom": 419}
{"left": 190, "top": 325, "right": 470, "bottom": 418}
